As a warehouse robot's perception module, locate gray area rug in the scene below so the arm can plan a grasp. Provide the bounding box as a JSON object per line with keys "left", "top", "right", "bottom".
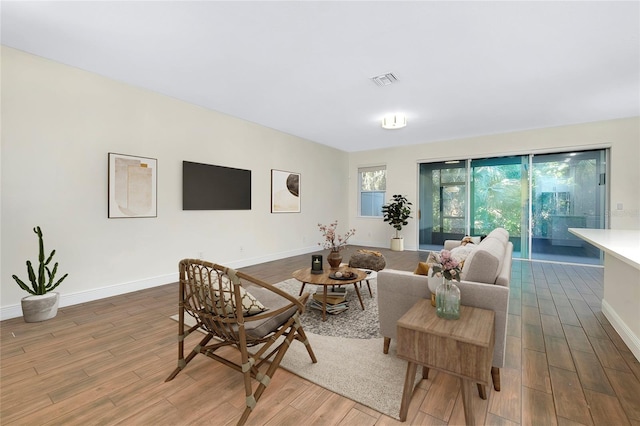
{"left": 274, "top": 277, "right": 381, "bottom": 339}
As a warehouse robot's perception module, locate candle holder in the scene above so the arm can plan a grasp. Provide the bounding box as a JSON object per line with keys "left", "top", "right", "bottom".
{"left": 311, "top": 255, "right": 323, "bottom": 274}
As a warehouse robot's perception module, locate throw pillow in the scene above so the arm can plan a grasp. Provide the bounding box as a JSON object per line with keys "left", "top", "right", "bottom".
{"left": 231, "top": 282, "right": 268, "bottom": 316}
{"left": 450, "top": 243, "right": 477, "bottom": 265}
{"left": 414, "top": 261, "right": 430, "bottom": 275}
{"left": 191, "top": 271, "right": 268, "bottom": 316}
{"left": 461, "top": 235, "right": 482, "bottom": 245}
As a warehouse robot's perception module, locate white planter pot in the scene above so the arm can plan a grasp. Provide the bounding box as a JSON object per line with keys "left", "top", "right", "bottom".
{"left": 390, "top": 237, "right": 404, "bottom": 251}
{"left": 21, "top": 292, "right": 59, "bottom": 323}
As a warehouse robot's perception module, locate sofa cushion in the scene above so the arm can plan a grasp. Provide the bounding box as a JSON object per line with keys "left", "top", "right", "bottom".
{"left": 377, "top": 270, "right": 431, "bottom": 340}
{"left": 242, "top": 286, "right": 297, "bottom": 339}
{"left": 461, "top": 237, "right": 505, "bottom": 284}
{"left": 450, "top": 243, "right": 477, "bottom": 265}
{"left": 487, "top": 228, "right": 509, "bottom": 244}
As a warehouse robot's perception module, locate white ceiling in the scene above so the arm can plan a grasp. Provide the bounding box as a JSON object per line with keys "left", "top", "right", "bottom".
{"left": 2, "top": 1, "right": 639, "bottom": 152}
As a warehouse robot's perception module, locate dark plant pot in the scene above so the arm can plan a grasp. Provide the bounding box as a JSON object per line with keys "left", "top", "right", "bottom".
{"left": 327, "top": 250, "right": 342, "bottom": 269}
{"left": 21, "top": 292, "right": 59, "bottom": 323}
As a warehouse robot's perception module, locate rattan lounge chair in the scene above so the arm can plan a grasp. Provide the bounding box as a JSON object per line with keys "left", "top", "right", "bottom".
{"left": 166, "top": 259, "right": 317, "bottom": 425}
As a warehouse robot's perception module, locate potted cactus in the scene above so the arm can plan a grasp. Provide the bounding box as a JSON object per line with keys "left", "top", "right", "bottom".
{"left": 12, "top": 226, "right": 68, "bottom": 322}
{"left": 382, "top": 194, "right": 413, "bottom": 251}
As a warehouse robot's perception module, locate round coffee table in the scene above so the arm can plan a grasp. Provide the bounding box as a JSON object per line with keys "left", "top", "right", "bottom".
{"left": 292, "top": 267, "right": 367, "bottom": 321}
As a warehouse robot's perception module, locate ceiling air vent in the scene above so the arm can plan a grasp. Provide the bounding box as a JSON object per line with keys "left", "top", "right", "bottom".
{"left": 370, "top": 72, "right": 399, "bottom": 87}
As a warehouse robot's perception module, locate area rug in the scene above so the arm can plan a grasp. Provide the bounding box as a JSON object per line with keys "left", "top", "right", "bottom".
{"left": 273, "top": 278, "right": 420, "bottom": 419}
{"left": 169, "top": 277, "right": 420, "bottom": 420}
{"left": 273, "top": 277, "right": 381, "bottom": 339}
{"left": 275, "top": 330, "right": 419, "bottom": 420}
{"left": 169, "top": 314, "right": 417, "bottom": 420}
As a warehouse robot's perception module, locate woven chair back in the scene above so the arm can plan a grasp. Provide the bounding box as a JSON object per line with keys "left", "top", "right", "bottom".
{"left": 180, "top": 259, "right": 246, "bottom": 344}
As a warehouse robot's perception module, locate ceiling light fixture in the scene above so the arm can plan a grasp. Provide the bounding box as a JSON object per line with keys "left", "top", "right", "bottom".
{"left": 381, "top": 114, "right": 407, "bottom": 130}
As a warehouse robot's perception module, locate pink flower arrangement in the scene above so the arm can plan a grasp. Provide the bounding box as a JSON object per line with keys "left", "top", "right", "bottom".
{"left": 318, "top": 221, "right": 355, "bottom": 251}
{"left": 427, "top": 249, "right": 462, "bottom": 281}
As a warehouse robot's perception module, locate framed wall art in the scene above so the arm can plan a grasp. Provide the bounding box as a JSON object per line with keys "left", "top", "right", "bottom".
{"left": 108, "top": 153, "right": 157, "bottom": 218}
{"left": 271, "top": 169, "right": 300, "bottom": 213}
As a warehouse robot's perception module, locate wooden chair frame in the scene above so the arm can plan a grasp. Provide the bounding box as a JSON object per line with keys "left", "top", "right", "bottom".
{"left": 166, "top": 259, "right": 317, "bottom": 425}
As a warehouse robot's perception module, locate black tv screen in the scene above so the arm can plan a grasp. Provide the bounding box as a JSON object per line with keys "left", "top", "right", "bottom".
{"left": 183, "top": 161, "right": 251, "bottom": 210}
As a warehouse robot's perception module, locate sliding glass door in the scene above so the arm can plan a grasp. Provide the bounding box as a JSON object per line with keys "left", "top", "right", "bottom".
{"left": 530, "top": 150, "right": 606, "bottom": 264}
{"left": 470, "top": 156, "right": 529, "bottom": 258}
{"left": 418, "top": 161, "right": 467, "bottom": 248}
{"left": 418, "top": 149, "right": 607, "bottom": 264}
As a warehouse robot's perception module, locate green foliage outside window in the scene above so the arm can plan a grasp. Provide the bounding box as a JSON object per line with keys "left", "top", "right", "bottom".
{"left": 472, "top": 164, "right": 524, "bottom": 237}
{"left": 359, "top": 167, "right": 386, "bottom": 217}
{"left": 360, "top": 169, "right": 386, "bottom": 191}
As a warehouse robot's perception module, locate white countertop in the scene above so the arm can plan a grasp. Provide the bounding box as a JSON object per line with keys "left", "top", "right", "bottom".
{"left": 569, "top": 228, "right": 640, "bottom": 269}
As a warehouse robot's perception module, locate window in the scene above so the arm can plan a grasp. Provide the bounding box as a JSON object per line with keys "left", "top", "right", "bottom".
{"left": 418, "top": 161, "right": 467, "bottom": 245}
{"left": 418, "top": 149, "right": 608, "bottom": 265}
{"left": 359, "top": 166, "right": 386, "bottom": 217}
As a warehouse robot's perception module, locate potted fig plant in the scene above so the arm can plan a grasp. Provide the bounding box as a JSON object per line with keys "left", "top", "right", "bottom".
{"left": 382, "top": 194, "right": 412, "bottom": 251}
{"left": 12, "top": 226, "right": 68, "bottom": 322}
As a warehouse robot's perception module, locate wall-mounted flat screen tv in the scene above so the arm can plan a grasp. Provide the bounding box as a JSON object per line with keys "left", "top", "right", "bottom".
{"left": 183, "top": 161, "right": 251, "bottom": 210}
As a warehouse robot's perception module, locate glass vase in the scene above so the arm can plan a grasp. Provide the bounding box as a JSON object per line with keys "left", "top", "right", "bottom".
{"left": 435, "top": 278, "right": 460, "bottom": 320}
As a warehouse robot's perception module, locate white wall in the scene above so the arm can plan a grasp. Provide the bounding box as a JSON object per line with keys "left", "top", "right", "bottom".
{"left": 349, "top": 117, "right": 640, "bottom": 250}
{"left": 1, "top": 47, "right": 349, "bottom": 318}
{"left": 3, "top": 46, "right": 638, "bottom": 319}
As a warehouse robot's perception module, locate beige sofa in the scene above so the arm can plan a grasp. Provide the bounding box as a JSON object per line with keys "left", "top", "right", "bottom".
{"left": 377, "top": 228, "right": 513, "bottom": 391}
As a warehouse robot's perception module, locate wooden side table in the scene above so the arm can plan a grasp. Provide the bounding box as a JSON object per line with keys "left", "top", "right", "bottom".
{"left": 396, "top": 299, "right": 495, "bottom": 425}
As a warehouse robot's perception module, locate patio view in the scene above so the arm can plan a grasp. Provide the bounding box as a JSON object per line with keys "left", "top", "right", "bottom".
{"left": 419, "top": 149, "right": 607, "bottom": 265}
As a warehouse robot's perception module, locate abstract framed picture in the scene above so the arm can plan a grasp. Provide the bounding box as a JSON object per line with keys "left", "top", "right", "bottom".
{"left": 108, "top": 153, "right": 157, "bottom": 218}
{"left": 271, "top": 169, "right": 300, "bottom": 213}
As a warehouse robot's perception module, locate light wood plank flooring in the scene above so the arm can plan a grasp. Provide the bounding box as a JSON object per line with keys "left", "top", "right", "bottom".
{"left": 2, "top": 247, "right": 639, "bottom": 425}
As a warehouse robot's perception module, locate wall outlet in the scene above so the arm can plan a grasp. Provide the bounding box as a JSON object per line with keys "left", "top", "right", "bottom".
{"left": 239, "top": 246, "right": 244, "bottom": 253}
{"left": 617, "top": 202, "right": 623, "bottom": 210}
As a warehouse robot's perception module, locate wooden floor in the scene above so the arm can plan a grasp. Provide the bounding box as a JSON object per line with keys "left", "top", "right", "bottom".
{"left": 2, "top": 247, "right": 639, "bottom": 425}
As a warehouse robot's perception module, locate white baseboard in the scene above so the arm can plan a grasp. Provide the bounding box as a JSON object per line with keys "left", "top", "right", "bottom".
{"left": 602, "top": 299, "right": 640, "bottom": 362}
{"left": 1, "top": 305, "right": 24, "bottom": 321}
{"left": 0, "top": 247, "right": 322, "bottom": 321}
{"left": 0, "top": 273, "right": 177, "bottom": 321}
{"left": 222, "top": 246, "right": 319, "bottom": 269}
{"left": 347, "top": 240, "right": 419, "bottom": 252}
